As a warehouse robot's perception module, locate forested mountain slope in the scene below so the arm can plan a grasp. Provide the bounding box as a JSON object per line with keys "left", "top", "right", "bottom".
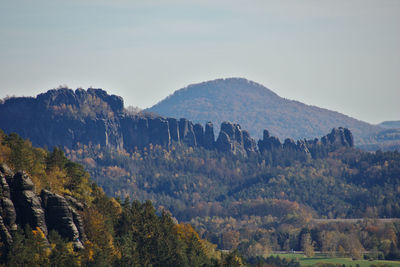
{"left": 0, "top": 131, "right": 226, "bottom": 266}
{"left": 148, "top": 78, "right": 383, "bottom": 145}
{"left": 379, "top": 121, "right": 400, "bottom": 129}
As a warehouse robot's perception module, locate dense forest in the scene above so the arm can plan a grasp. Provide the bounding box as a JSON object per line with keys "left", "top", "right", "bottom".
{"left": 63, "top": 133, "right": 400, "bottom": 260}
{"left": 2, "top": 133, "right": 400, "bottom": 266}
{"left": 0, "top": 130, "right": 256, "bottom": 266}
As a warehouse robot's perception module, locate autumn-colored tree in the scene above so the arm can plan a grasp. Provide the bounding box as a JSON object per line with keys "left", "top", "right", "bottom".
{"left": 320, "top": 231, "right": 338, "bottom": 257}
{"left": 220, "top": 250, "right": 246, "bottom": 267}
{"left": 222, "top": 230, "right": 240, "bottom": 250}
{"left": 301, "top": 233, "right": 315, "bottom": 258}
{"left": 338, "top": 245, "right": 346, "bottom": 257}
{"left": 82, "top": 207, "right": 117, "bottom": 265}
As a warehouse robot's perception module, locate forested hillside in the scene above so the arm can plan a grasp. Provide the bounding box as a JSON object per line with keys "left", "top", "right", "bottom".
{"left": 148, "top": 78, "right": 384, "bottom": 144}
{"left": 2, "top": 132, "right": 399, "bottom": 265}
{"left": 65, "top": 133, "right": 400, "bottom": 260}
{"left": 0, "top": 131, "right": 238, "bottom": 266}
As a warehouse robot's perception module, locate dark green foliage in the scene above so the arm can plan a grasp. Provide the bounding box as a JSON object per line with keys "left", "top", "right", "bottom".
{"left": 46, "top": 147, "right": 68, "bottom": 170}
{"left": 3, "top": 132, "right": 37, "bottom": 172}
{"left": 47, "top": 230, "right": 79, "bottom": 266}
{"left": 115, "top": 199, "right": 215, "bottom": 267}
{"left": 6, "top": 226, "right": 50, "bottom": 267}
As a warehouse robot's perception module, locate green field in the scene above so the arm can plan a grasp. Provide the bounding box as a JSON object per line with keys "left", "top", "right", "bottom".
{"left": 271, "top": 253, "right": 400, "bottom": 267}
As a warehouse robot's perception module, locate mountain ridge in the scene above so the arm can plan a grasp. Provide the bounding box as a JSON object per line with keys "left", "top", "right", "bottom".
{"left": 147, "top": 77, "right": 383, "bottom": 145}
{"left": 0, "top": 87, "right": 353, "bottom": 158}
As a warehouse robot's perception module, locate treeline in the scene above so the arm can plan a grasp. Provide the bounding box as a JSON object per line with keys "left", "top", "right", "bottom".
{"left": 64, "top": 139, "right": 400, "bottom": 259}
{"left": 0, "top": 130, "right": 248, "bottom": 266}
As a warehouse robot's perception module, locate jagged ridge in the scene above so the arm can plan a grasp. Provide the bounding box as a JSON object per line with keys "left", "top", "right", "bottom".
{"left": 0, "top": 88, "right": 353, "bottom": 158}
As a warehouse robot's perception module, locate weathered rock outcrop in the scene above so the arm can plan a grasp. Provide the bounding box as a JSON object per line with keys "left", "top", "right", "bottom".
{"left": 0, "top": 164, "right": 16, "bottom": 247}
{"left": 167, "top": 118, "right": 180, "bottom": 142}
{"left": 179, "top": 118, "right": 197, "bottom": 147}
{"left": 296, "top": 140, "right": 310, "bottom": 154}
{"left": 204, "top": 122, "right": 215, "bottom": 149}
{"left": 193, "top": 123, "right": 204, "bottom": 147}
{"left": 283, "top": 138, "right": 298, "bottom": 151}
{"left": 0, "top": 164, "right": 86, "bottom": 250}
{"left": 216, "top": 131, "right": 233, "bottom": 153}
{"left": 0, "top": 88, "right": 124, "bottom": 150}
{"left": 121, "top": 116, "right": 171, "bottom": 149}
{"left": 41, "top": 190, "right": 85, "bottom": 250}
{"left": 243, "top": 130, "right": 258, "bottom": 154}
{"left": 257, "top": 127, "right": 353, "bottom": 157}
{"left": 148, "top": 117, "right": 171, "bottom": 148}
{"left": 216, "top": 122, "right": 257, "bottom": 156}
{"left": 258, "top": 130, "right": 282, "bottom": 153}
{"left": 0, "top": 88, "right": 355, "bottom": 157}
{"left": 121, "top": 116, "right": 149, "bottom": 150}
{"left": 322, "top": 127, "right": 354, "bottom": 148}
{"left": 9, "top": 171, "right": 48, "bottom": 236}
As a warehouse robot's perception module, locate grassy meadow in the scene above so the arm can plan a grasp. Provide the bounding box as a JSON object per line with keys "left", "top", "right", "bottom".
{"left": 271, "top": 253, "right": 400, "bottom": 267}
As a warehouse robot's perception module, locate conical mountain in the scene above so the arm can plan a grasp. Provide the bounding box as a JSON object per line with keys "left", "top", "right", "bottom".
{"left": 147, "top": 78, "right": 381, "bottom": 143}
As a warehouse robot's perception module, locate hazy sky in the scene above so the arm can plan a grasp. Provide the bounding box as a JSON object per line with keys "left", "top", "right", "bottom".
{"left": 0, "top": 0, "right": 399, "bottom": 124}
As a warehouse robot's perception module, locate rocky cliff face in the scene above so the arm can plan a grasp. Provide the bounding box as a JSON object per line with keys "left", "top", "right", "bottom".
{"left": 257, "top": 126, "right": 354, "bottom": 157}
{"left": 215, "top": 122, "right": 258, "bottom": 156}
{"left": 0, "top": 89, "right": 354, "bottom": 158}
{"left": 0, "top": 164, "right": 86, "bottom": 250}
{"left": 0, "top": 88, "right": 124, "bottom": 150}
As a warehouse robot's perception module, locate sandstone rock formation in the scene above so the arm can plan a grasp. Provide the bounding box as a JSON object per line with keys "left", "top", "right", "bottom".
{"left": 0, "top": 88, "right": 354, "bottom": 158}
{"left": 9, "top": 171, "right": 48, "bottom": 236}
{"left": 0, "top": 164, "right": 16, "bottom": 247}
{"left": 193, "top": 123, "right": 205, "bottom": 147}
{"left": 216, "top": 122, "right": 258, "bottom": 156}
{"left": 322, "top": 127, "right": 354, "bottom": 148}
{"left": 258, "top": 130, "right": 282, "bottom": 153}
{"left": 41, "top": 190, "right": 85, "bottom": 250}
{"left": 0, "top": 164, "right": 86, "bottom": 250}
{"left": 204, "top": 122, "right": 215, "bottom": 149}
{"left": 167, "top": 118, "right": 180, "bottom": 142}
{"left": 179, "top": 118, "right": 197, "bottom": 147}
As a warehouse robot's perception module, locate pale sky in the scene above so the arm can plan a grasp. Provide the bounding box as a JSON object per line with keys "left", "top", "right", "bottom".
{"left": 0, "top": 0, "right": 399, "bottom": 124}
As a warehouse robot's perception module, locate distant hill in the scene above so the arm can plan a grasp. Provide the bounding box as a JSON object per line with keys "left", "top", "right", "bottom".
{"left": 379, "top": 120, "right": 400, "bottom": 129}
{"left": 147, "top": 78, "right": 382, "bottom": 145}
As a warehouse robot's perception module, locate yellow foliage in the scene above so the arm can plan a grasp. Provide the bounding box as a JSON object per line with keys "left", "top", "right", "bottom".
{"left": 82, "top": 240, "right": 95, "bottom": 262}
{"left": 0, "top": 143, "right": 11, "bottom": 163}
{"left": 82, "top": 207, "right": 118, "bottom": 259}
{"left": 200, "top": 239, "right": 221, "bottom": 260}
{"left": 46, "top": 167, "right": 70, "bottom": 195}
{"left": 32, "top": 227, "right": 46, "bottom": 240}
{"left": 66, "top": 242, "right": 75, "bottom": 255}
{"left": 174, "top": 223, "right": 220, "bottom": 259}
{"left": 174, "top": 223, "right": 200, "bottom": 244}
{"left": 109, "top": 198, "right": 122, "bottom": 216}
